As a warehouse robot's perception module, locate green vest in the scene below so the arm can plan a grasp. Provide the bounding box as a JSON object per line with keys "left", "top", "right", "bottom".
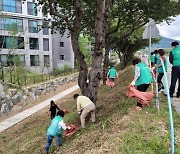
{"left": 150, "top": 55, "right": 155, "bottom": 63}
{"left": 135, "top": 63, "right": 153, "bottom": 86}
{"left": 47, "top": 116, "right": 63, "bottom": 136}
{"left": 109, "top": 68, "right": 117, "bottom": 78}
{"left": 157, "top": 56, "right": 167, "bottom": 73}
{"left": 171, "top": 46, "right": 180, "bottom": 66}
{"left": 154, "top": 54, "right": 159, "bottom": 64}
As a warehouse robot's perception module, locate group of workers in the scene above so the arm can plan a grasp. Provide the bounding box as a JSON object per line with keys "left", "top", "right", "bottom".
{"left": 150, "top": 41, "right": 180, "bottom": 98}
{"left": 44, "top": 41, "right": 180, "bottom": 153}
{"left": 130, "top": 41, "right": 180, "bottom": 111}
{"left": 45, "top": 95, "right": 96, "bottom": 153}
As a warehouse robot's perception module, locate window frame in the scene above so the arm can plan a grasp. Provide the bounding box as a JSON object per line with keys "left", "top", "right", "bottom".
{"left": 27, "top": 2, "right": 37, "bottom": 16}
{"left": 30, "top": 55, "right": 39, "bottom": 66}
{"left": 0, "top": 18, "right": 23, "bottom": 32}
{"left": 44, "top": 55, "right": 50, "bottom": 67}
{"left": 60, "top": 42, "right": 64, "bottom": 47}
{"left": 29, "top": 38, "right": 39, "bottom": 50}
{"left": 60, "top": 55, "right": 65, "bottom": 61}
{"left": 43, "top": 38, "right": 49, "bottom": 51}
{"left": 28, "top": 20, "right": 38, "bottom": 33}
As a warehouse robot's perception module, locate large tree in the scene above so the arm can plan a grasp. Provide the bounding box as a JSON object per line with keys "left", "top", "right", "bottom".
{"left": 102, "top": 0, "right": 180, "bottom": 83}
{"left": 114, "top": 27, "right": 159, "bottom": 70}
{"left": 38, "top": 0, "right": 106, "bottom": 103}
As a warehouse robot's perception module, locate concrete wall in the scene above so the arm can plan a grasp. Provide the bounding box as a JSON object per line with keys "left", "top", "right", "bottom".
{"left": 52, "top": 31, "right": 74, "bottom": 69}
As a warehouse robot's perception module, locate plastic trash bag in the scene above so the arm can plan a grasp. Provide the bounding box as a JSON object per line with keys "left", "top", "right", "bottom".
{"left": 126, "top": 86, "right": 154, "bottom": 106}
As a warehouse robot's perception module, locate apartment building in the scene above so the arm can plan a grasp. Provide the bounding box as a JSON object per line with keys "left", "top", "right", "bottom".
{"left": 0, "top": 0, "right": 74, "bottom": 74}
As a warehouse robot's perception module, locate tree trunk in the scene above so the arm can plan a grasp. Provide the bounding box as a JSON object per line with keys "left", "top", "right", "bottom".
{"left": 103, "top": 45, "right": 110, "bottom": 84}
{"left": 71, "top": 31, "right": 89, "bottom": 96}
{"left": 119, "top": 54, "right": 125, "bottom": 70}
{"left": 46, "top": 0, "right": 106, "bottom": 103}
{"left": 87, "top": 0, "right": 105, "bottom": 103}
{"left": 118, "top": 50, "right": 134, "bottom": 70}
{"left": 102, "top": 0, "right": 112, "bottom": 84}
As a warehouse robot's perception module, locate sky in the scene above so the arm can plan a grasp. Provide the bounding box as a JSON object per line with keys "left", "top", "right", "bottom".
{"left": 157, "top": 15, "right": 180, "bottom": 40}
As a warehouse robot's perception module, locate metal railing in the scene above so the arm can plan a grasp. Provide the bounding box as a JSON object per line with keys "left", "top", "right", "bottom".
{"left": 0, "top": 67, "right": 78, "bottom": 86}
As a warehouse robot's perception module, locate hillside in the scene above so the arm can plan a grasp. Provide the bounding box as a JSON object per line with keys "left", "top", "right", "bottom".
{"left": 152, "top": 36, "right": 180, "bottom": 49}
{"left": 0, "top": 67, "right": 179, "bottom": 154}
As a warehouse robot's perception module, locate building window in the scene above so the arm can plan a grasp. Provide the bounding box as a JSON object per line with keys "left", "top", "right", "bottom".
{"left": 28, "top": 20, "right": 38, "bottom": 33}
{"left": 0, "top": 36, "right": 6, "bottom": 48}
{"left": 6, "top": 55, "right": 14, "bottom": 66}
{"left": 60, "top": 42, "right": 64, "bottom": 47}
{"left": 0, "top": 18, "right": 23, "bottom": 32}
{"left": 60, "top": 55, "right": 64, "bottom": 60}
{"left": 2, "top": 0, "right": 22, "bottom": 13}
{"left": 43, "top": 21, "right": 49, "bottom": 35}
{"left": 0, "top": 54, "right": 25, "bottom": 67}
{"left": 0, "top": 36, "right": 24, "bottom": 49}
{"left": 44, "top": 55, "right": 50, "bottom": 67}
{"left": 19, "top": 55, "right": 25, "bottom": 66}
{"left": 27, "top": 2, "right": 37, "bottom": 16}
{"left": 29, "top": 38, "right": 39, "bottom": 50}
{"left": 17, "top": 37, "right": 24, "bottom": 49}
{"left": 43, "top": 38, "right": 49, "bottom": 51}
{"left": 30, "top": 55, "right": 39, "bottom": 66}
{"left": 0, "top": 54, "right": 7, "bottom": 66}
{"left": 43, "top": 27, "right": 49, "bottom": 35}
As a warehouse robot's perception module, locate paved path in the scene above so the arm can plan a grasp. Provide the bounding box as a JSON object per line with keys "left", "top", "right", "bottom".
{"left": 0, "top": 85, "right": 79, "bottom": 133}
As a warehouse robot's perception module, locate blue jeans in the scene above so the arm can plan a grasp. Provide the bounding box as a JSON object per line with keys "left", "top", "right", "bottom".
{"left": 45, "top": 134, "right": 62, "bottom": 153}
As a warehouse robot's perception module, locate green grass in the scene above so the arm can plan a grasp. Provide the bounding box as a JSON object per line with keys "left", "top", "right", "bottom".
{"left": 0, "top": 67, "right": 179, "bottom": 154}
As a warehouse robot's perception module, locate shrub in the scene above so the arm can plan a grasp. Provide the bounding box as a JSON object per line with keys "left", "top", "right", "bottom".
{"left": 50, "top": 65, "right": 72, "bottom": 76}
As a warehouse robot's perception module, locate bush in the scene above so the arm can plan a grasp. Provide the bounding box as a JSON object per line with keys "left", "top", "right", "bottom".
{"left": 50, "top": 65, "right": 72, "bottom": 76}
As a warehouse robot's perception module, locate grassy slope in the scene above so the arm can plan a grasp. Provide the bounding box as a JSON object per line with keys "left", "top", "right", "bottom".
{"left": 0, "top": 67, "right": 179, "bottom": 154}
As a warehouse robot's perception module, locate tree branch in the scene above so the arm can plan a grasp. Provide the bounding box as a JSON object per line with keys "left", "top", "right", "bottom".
{"left": 47, "top": 0, "right": 74, "bottom": 31}
{"left": 110, "top": 20, "right": 147, "bottom": 48}
{"left": 107, "top": 17, "right": 121, "bottom": 36}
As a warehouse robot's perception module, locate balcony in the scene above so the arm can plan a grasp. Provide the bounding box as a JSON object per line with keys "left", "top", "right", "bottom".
{"left": 0, "top": 4, "right": 22, "bottom": 14}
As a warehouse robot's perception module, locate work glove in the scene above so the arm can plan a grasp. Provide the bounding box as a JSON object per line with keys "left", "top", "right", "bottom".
{"left": 130, "top": 81, "right": 135, "bottom": 86}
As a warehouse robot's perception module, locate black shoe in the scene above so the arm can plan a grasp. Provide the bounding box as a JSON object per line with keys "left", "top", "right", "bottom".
{"left": 170, "top": 95, "right": 173, "bottom": 98}
{"left": 177, "top": 94, "right": 180, "bottom": 98}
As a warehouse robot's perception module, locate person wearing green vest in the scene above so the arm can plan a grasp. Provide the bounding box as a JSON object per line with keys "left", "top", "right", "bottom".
{"left": 45, "top": 110, "right": 70, "bottom": 153}
{"left": 107, "top": 66, "right": 118, "bottom": 82}
{"left": 154, "top": 50, "right": 159, "bottom": 65}
{"left": 150, "top": 52, "right": 155, "bottom": 67}
{"left": 130, "top": 57, "right": 153, "bottom": 110}
{"left": 156, "top": 49, "right": 167, "bottom": 92}
{"left": 169, "top": 41, "right": 180, "bottom": 98}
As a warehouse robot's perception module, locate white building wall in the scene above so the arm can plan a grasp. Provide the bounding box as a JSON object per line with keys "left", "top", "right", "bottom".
{"left": 0, "top": 0, "right": 68, "bottom": 74}
{"left": 52, "top": 31, "right": 74, "bottom": 69}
